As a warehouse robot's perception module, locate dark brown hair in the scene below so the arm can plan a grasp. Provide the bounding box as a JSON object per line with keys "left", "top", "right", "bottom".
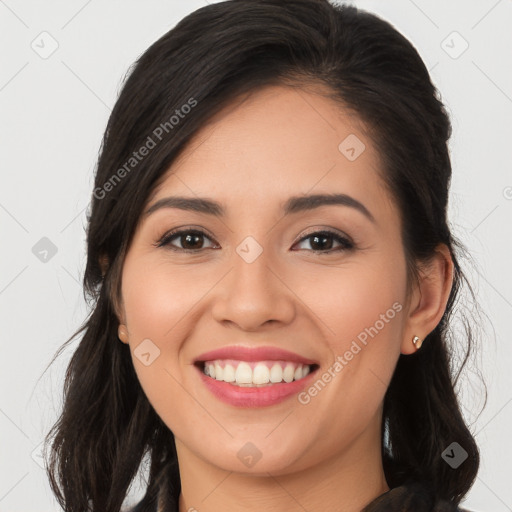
{"left": 44, "top": 1, "right": 482, "bottom": 510}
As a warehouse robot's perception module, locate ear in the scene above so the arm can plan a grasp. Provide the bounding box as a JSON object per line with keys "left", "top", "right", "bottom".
{"left": 118, "top": 324, "right": 129, "bottom": 344}
{"left": 400, "top": 243, "right": 454, "bottom": 355}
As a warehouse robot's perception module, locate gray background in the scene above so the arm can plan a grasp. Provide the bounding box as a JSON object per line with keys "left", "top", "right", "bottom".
{"left": 1, "top": 0, "right": 511, "bottom": 510}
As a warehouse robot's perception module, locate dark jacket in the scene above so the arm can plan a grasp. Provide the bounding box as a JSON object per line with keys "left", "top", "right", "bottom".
{"left": 362, "top": 482, "right": 472, "bottom": 511}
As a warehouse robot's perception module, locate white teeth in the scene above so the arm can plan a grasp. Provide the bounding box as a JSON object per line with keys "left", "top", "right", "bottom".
{"left": 234, "top": 362, "right": 252, "bottom": 384}
{"left": 223, "top": 363, "right": 235, "bottom": 382}
{"left": 203, "top": 360, "right": 313, "bottom": 386}
{"left": 283, "top": 364, "right": 294, "bottom": 383}
{"left": 252, "top": 363, "right": 270, "bottom": 385}
{"left": 269, "top": 363, "right": 282, "bottom": 383}
{"left": 214, "top": 362, "right": 224, "bottom": 381}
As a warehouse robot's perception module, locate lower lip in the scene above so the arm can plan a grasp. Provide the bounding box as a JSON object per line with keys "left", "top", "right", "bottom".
{"left": 196, "top": 364, "right": 318, "bottom": 407}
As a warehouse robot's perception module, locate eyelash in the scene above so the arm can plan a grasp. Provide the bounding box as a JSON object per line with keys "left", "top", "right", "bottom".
{"left": 155, "top": 227, "right": 355, "bottom": 254}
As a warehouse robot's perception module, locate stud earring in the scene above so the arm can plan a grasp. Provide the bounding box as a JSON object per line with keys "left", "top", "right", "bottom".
{"left": 118, "top": 324, "right": 128, "bottom": 343}
{"left": 412, "top": 335, "right": 423, "bottom": 350}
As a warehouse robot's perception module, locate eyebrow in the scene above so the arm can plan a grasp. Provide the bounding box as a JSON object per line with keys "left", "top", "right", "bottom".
{"left": 145, "top": 193, "right": 376, "bottom": 223}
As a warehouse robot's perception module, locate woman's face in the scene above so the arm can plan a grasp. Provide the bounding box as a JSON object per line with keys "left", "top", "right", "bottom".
{"left": 118, "top": 84, "right": 412, "bottom": 475}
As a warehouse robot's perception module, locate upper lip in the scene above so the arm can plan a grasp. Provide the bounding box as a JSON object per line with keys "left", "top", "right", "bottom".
{"left": 194, "top": 345, "right": 318, "bottom": 365}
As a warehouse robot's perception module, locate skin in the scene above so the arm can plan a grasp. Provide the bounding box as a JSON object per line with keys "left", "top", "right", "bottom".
{"left": 114, "top": 84, "right": 454, "bottom": 512}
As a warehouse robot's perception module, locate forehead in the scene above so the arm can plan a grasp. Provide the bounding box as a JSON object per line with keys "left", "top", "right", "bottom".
{"left": 148, "top": 84, "right": 396, "bottom": 220}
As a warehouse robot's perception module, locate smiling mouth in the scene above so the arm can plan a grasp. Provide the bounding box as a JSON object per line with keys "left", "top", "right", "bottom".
{"left": 195, "top": 359, "right": 319, "bottom": 387}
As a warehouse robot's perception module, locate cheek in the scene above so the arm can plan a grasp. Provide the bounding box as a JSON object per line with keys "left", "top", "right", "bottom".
{"left": 300, "top": 251, "right": 407, "bottom": 409}
{"left": 303, "top": 256, "right": 406, "bottom": 350}
{"left": 119, "top": 257, "right": 186, "bottom": 396}
{"left": 120, "top": 255, "right": 225, "bottom": 411}
{"left": 121, "top": 255, "right": 212, "bottom": 339}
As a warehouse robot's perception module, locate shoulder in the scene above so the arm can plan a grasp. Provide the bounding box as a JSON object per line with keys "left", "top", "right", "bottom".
{"left": 362, "top": 482, "right": 480, "bottom": 512}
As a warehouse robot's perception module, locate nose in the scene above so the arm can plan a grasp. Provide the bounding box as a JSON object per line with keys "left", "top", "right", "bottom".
{"left": 211, "top": 246, "right": 296, "bottom": 332}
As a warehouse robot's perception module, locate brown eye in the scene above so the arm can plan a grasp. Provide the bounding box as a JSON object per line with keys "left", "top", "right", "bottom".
{"left": 158, "top": 229, "right": 218, "bottom": 251}
{"left": 293, "top": 230, "right": 354, "bottom": 253}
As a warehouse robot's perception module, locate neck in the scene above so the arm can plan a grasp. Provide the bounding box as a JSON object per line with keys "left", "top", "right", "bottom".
{"left": 176, "top": 416, "right": 389, "bottom": 512}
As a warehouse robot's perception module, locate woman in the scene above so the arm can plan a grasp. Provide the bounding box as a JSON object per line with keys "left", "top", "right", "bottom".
{"left": 45, "top": 1, "right": 481, "bottom": 510}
